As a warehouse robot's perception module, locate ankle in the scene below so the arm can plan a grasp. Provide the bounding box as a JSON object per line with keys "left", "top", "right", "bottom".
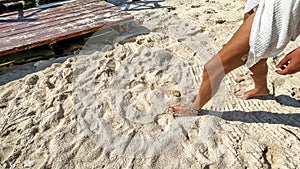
{"left": 191, "top": 102, "right": 203, "bottom": 110}
{"left": 254, "top": 86, "right": 269, "bottom": 91}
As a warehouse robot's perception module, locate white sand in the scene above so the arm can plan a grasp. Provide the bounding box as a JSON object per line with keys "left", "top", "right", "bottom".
{"left": 1, "top": 0, "right": 300, "bottom": 168}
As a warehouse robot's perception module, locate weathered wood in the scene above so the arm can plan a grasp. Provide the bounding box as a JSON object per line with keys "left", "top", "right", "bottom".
{"left": 1, "top": 5, "right": 119, "bottom": 35}
{"left": 0, "top": 0, "right": 133, "bottom": 57}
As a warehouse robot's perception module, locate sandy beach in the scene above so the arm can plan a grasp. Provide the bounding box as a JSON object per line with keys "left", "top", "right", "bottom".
{"left": 1, "top": 0, "right": 300, "bottom": 168}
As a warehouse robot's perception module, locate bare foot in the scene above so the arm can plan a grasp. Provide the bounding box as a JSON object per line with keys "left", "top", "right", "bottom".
{"left": 243, "top": 88, "right": 270, "bottom": 99}
{"left": 169, "top": 105, "right": 200, "bottom": 116}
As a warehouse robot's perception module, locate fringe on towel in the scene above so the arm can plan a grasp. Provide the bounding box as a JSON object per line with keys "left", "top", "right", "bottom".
{"left": 244, "top": 0, "right": 300, "bottom": 70}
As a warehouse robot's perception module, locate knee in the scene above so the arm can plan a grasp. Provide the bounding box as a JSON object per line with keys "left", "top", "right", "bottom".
{"left": 203, "top": 62, "right": 225, "bottom": 81}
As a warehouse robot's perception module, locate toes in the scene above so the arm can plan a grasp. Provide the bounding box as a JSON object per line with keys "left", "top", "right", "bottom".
{"left": 173, "top": 106, "right": 182, "bottom": 113}
{"left": 168, "top": 105, "right": 199, "bottom": 116}
{"left": 168, "top": 106, "right": 181, "bottom": 114}
{"left": 243, "top": 90, "right": 254, "bottom": 99}
{"left": 243, "top": 89, "right": 260, "bottom": 99}
{"left": 168, "top": 106, "right": 188, "bottom": 115}
{"left": 168, "top": 106, "right": 174, "bottom": 112}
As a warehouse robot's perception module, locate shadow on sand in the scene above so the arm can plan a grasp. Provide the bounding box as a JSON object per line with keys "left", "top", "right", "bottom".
{"left": 108, "top": 0, "right": 173, "bottom": 11}
{"left": 201, "top": 108, "right": 300, "bottom": 129}
{"left": 124, "top": 0, "right": 173, "bottom": 11}
{"left": 251, "top": 94, "right": 300, "bottom": 108}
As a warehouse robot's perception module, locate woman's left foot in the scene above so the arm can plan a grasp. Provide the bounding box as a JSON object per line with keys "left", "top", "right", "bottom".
{"left": 168, "top": 105, "right": 200, "bottom": 116}
{"left": 243, "top": 88, "right": 270, "bottom": 99}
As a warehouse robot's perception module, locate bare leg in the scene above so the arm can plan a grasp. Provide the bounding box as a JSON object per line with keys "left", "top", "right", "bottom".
{"left": 244, "top": 10, "right": 254, "bottom": 21}
{"left": 243, "top": 59, "right": 270, "bottom": 99}
{"left": 172, "top": 13, "right": 256, "bottom": 115}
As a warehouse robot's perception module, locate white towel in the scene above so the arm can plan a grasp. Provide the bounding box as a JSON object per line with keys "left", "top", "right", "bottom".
{"left": 244, "top": 0, "right": 260, "bottom": 13}
{"left": 245, "top": 0, "right": 300, "bottom": 69}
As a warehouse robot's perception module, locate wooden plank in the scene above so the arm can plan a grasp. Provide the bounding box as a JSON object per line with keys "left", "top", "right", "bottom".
{"left": 1, "top": 5, "right": 118, "bottom": 36}
{"left": 0, "top": 0, "right": 115, "bottom": 29}
{"left": 1, "top": 6, "right": 128, "bottom": 41}
{"left": 0, "top": 0, "right": 105, "bottom": 27}
{"left": 0, "top": 0, "right": 133, "bottom": 57}
{"left": 1, "top": 11, "right": 131, "bottom": 48}
{"left": 0, "top": 0, "right": 99, "bottom": 19}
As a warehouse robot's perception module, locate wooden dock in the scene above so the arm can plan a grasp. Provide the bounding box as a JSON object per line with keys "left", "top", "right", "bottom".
{"left": 0, "top": 0, "right": 133, "bottom": 57}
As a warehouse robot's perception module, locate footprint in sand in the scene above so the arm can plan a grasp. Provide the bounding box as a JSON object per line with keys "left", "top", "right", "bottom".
{"left": 73, "top": 44, "right": 199, "bottom": 157}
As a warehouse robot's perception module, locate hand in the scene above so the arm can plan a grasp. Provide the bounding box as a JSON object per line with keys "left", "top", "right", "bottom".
{"left": 276, "top": 48, "right": 300, "bottom": 75}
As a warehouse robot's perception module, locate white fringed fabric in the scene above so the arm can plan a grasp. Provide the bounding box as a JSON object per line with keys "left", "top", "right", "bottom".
{"left": 244, "top": 0, "right": 300, "bottom": 69}
{"left": 245, "top": 0, "right": 260, "bottom": 13}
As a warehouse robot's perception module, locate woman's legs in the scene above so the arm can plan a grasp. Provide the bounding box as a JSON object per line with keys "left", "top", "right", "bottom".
{"left": 243, "top": 59, "right": 269, "bottom": 99}
{"left": 172, "top": 12, "right": 260, "bottom": 115}
{"left": 243, "top": 10, "right": 270, "bottom": 99}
